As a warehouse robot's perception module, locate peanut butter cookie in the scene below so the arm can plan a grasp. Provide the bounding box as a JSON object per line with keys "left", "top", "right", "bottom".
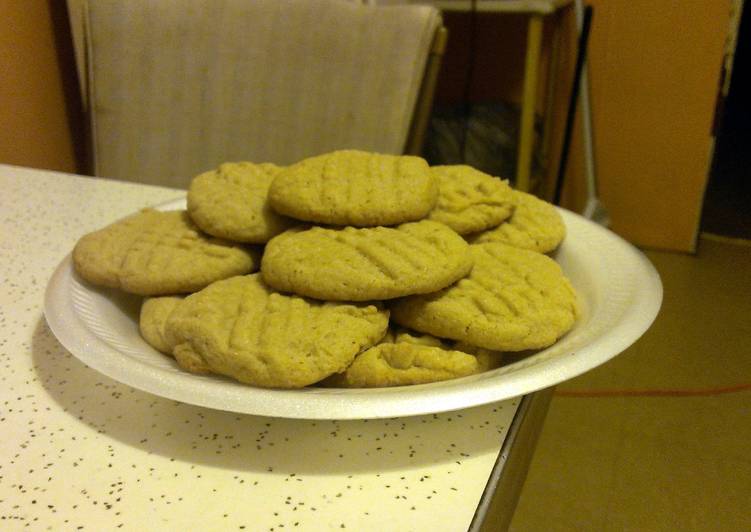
{"left": 390, "top": 243, "right": 579, "bottom": 351}
{"left": 427, "top": 165, "right": 514, "bottom": 235}
{"left": 73, "top": 209, "right": 259, "bottom": 295}
{"left": 164, "top": 274, "right": 389, "bottom": 388}
{"left": 187, "top": 162, "right": 295, "bottom": 243}
{"left": 267, "top": 150, "right": 438, "bottom": 226}
{"left": 468, "top": 190, "right": 565, "bottom": 253}
{"left": 139, "top": 296, "right": 184, "bottom": 354}
{"left": 323, "top": 327, "right": 501, "bottom": 388}
{"left": 261, "top": 220, "right": 473, "bottom": 301}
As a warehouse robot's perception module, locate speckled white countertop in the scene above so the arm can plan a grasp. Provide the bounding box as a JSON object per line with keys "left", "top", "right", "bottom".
{"left": 0, "top": 164, "right": 519, "bottom": 531}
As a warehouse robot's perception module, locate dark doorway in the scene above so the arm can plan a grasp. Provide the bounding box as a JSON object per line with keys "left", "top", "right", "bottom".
{"left": 701, "top": 3, "right": 751, "bottom": 240}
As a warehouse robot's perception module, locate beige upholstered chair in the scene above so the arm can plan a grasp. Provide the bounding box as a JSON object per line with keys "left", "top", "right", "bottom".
{"left": 77, "top": 0, "right": 445, "bottom": 188}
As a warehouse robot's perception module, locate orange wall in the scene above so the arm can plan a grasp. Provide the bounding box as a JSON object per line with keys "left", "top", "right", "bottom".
{"left": 437, "top": 2, "right": 730, "bottom": 252}
{"left": 0, "top": 0, "right": 78, "bottom": 172}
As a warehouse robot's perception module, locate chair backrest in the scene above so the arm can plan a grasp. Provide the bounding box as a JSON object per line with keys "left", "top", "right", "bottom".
{"left": 81, "top": 0, "right": 443, "bottom": 188}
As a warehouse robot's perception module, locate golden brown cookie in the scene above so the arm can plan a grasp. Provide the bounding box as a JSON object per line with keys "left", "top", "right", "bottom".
{"left": 390, "top": 243, "right": 579, "bottom": 351}
{"left": 139, "top": 296, "right": 184, "bottom": 354}
{"left": 323, "top": 343, "right": 483, "bottom": 388}
{"left": 453, "top": 342, "right": 502, "bottom": 372}
{"left": 468, "top": 190, "right": 565, "bottom": 253}
{"left": 73, "top": 209, "right": 260, "bottom": 295}
{"left": 427, "top": 165, "right": 514, "bottom": 235}
{"left": 323, "top": 327, "right": 501, "bottom": 388}
{"left": 267, "top": 150, "right": 438, "bottom": 226}
{"left": 187, "top": 162, "right": 295, "bottom": 243}
{"left": 163, "top": 274, "right": 389, "bottom": 388}
{"left": 261, "top": 220, "right": 473, "bottom": 301}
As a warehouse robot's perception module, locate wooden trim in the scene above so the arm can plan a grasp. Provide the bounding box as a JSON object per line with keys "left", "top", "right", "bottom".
{"left": 431, "top": 0, "right": 573, "bottom": 15}
{"left": 516, "top": 14, "right": 544, "bottom": 191}
{"left": 404, "top": 26, "right": 449, "bottom": 156}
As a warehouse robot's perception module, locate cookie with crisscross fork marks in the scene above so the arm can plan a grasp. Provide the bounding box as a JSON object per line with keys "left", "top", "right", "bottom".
{"left": 468, "top": 190, "right": 566, "bottom": 253}
{"left": 73, "top": 209, "right": 259, "bottom": 295}
{"left": 427, "top": 165, "right": 514, "bottom": 235}
{"left": 390, "top": 242, "right": 579, "bottom": 351}
{"left": 267, "top": 150, "right": 438, "bottom": 226}
{"left": 163, "top": 275, "right": 389, "bottom": 388}
{"left": 187, "top": 161, "right": 295, "bottom": 243}
{"left": 261, "top": 220, "right": 473, "bottom": 301}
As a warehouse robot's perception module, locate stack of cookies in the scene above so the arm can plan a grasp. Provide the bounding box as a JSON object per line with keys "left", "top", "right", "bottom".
{"left": 73, "top": 150, "right": 579, "bottom": 389}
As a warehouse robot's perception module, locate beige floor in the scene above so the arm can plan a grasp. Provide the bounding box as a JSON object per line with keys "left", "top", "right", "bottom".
{"left": 509, "top": 235, "right": 751, "bottom": 532}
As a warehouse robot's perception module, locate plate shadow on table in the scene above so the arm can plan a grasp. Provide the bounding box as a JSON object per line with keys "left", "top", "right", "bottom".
{"left": 31, "top": 317, "right": 512, "bottom": 476}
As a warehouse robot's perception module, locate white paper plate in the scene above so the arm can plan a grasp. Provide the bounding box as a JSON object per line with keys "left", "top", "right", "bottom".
{"left": 44, "top": 198, "right": 662, "bottom": 419}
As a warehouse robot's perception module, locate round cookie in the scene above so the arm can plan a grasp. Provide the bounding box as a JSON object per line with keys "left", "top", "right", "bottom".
{"left": 427, "top": 165, "right": 514, "bottom": 235}
{"left": 163, "top": 274, "right": 389, "bottom": 388}
{"left": 139, "top": 296, "right": 184, "bottom": 354}
{"left": 323, "top": 327, "right": 501, "bottom": 388}
{"left": 468, "top": 190, "right": 566, "bottom": 253}
{"left": 261, "top": 220, "right": 473, "bottom": 301}
{"left": 323, "top": 343, "right": 485, "bottom": 388}
{"left": 385, "top": 328, "right": 502, "bottom": 372}
{"left": 390, "top": 243, "right": 579, "bottom": 351}
{"left": 187, "top": 161, "right": 295, "bottom": 243}
{"left": 73, "top": 209, "right": 260, "bottom": 295}
{"left": 267, "top": 149, "right": 438, "bottom": 226}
